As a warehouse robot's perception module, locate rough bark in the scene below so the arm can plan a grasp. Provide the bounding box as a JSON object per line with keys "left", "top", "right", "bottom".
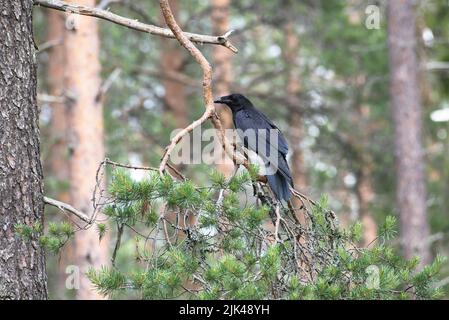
{"left": 64, "top": 0, "right": 109, "bottom": 299}
{"left": 387, "top": 0, "right": 431, "bottom": 265}
{"left": 212, "top": 0, "right": 235, "bottom": 176}
{"left": 0, "top": 0, "right": 47, "bottom": 299}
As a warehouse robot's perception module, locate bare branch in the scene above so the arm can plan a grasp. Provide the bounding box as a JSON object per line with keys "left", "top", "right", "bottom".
{"left": 37, "top": 38, "right": 62, "bottom": 53}
{"left": 426, "top": 61, "right": 449, "bottom": 71}
{"left": 158, "top": 0, "right": 246, "bottom": 176}
{"left": 34, "top": 0, "right": 238, "bottom": 53}
{"left": 96, "top": 68, "right": 122, "bottom": 102}
{"left": 37, "top": 93, "right": 65, "bottom": 104}
{"left": 43, "top": 196, "right": 92, "bottom": 224}
{"left": 102, "top": 158, "right": 158, "bottom": 171}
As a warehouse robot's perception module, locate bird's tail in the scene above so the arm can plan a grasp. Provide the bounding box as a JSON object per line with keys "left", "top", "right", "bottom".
{"left": 266, "top": 156, "right": 293, "bottom": 201}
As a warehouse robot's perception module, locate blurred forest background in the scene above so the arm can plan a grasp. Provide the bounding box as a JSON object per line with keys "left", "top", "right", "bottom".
{"left": 30, "top": 0, "right": 449, "bottom": 299}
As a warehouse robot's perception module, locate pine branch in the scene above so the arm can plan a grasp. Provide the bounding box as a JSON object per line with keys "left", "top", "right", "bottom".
{"left": 43, "top": 196, "right": 91, "bottom": 224}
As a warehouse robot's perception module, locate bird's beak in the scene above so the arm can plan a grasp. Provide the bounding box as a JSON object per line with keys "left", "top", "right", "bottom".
{"left": 214, "top": 97, "right": 230, "bottom": 104}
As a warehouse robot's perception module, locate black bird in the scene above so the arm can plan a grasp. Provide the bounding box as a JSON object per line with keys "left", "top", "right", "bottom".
{"left": 214, "top": 93, "right": 293, "bottom": 201}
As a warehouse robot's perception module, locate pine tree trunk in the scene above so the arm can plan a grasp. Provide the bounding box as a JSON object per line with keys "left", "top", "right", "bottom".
{"left": 387, "top": 1, "right": 431, "bottom": 265}
{"left": 212, "top": 0, "right": 235, "bottom": 176}
{"left": 47, "top": 10, "right": 69, "bottom": 202}
{"left": 64, "top": 0, "right": 109, "bottom": 299}
{"left": 353, "top": 100, "right": 377, "bottom": 246}
{"left": 282, "top": 21, "right": 309, "bottom": 236}
{"left": 284, "top": 22, "right": 307, "bottom": 192}
{"left": 0, "top": 0, "right": 47, "bottom": 299}
{"left": 45, "top": 9, "right": 72, "bottom": 298}
{"left": 355, "top": 166, "right": 377, "bottom": 246}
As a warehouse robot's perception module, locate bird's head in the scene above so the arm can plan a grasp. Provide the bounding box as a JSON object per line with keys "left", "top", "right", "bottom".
{"left": 214, "top": 93, "right": 252, "bottom": 112}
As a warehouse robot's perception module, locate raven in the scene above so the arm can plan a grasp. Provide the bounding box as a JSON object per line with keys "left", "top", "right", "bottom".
{"left": 214, "top": 93, "right": 293, "bottom": 201}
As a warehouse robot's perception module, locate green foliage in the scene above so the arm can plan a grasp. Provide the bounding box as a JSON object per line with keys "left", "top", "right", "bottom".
{"left": 378, "top": 215, "right": 398, "bottom": 242}
{"left": 97, "top": 223, "right": 108, "bottom": 241}
{"left": 87, "top": 169, "right": 446, "bottom": 300}
{"left": 16, "top": 221, "right": 74, "bottom": 255}
{"left": 40, "top": 221, "right": 74, "bottom": 254}
{"left": 87, "top": 266, "right": 127, "bottom": 296}
{"left": 32, "top": 0, "right": 449, "bottom": 300}
{"left": 247, "top": 164, "right": 261, "bottom": 181}
{"left": 15, "top": 222, "right": 42, "bottom": 240}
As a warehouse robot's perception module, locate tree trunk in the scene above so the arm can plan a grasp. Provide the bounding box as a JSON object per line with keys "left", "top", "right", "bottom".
{"left": 0, "top": 0, "right": 47, "bottom": 299}
{"left": 387, "top": 0, "right": 431, "bottom": 265}
{"left": 355, "top": 166, "right": 377, "bottom": 246}
{"left": 45, "top": 9, "right": 72, "bottom": 298}
{"left": 64, "top": 0, "right": 109, "bottom": 299}
{"left": 284, "top": 22, "right": 307, "bottom": 192}
{"left": 282, "top": 21, "right": 308, "bottom": 235}
{"left": 212, "top": 0, "right": 235, "bottom": 176}
{"left": 160, "top": 0, "right": 188, "bottom": 129}
{"left": 353, "top": 99, "right": 377, "bottom": 247}
{"left": 47, "top": 10, "right": 69, "bottom": 202}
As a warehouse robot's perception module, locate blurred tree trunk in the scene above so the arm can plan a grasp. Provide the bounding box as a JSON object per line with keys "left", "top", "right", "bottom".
{"left": 353, "top": 97, "right": 377, "bottom": 246}
{"left": 355, "top": 165, "right": 377, "bottom": 246}
{"left": 160, "top": 0, "right": 188, "bottom": 129}
{"left": 47, "top": 10, "right": 69, "bottom": 201}
{"left": 283, "top": 22, "right": 308, "bottom": 238}
{"left": 46, "top": 9, "right": 72, "bottom": 298}
{"left": 212, "top": 0, "right": 235, "bottom": 176}
{"left": 284, "top": 22, "right": 307, "bottom": 192}
{"left": 159, "top": 0, "right": 197, "bottom": 248}
{"left": 387, "top": 1, "right": 431, "bottom": 265}
{"left": 0, "top": 0, "right": 47, "bottom": 299}
{"left": 64, "top": 0, "right": 109, "bottom": 299}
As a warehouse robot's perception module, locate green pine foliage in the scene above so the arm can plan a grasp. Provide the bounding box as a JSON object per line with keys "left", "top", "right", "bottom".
{"left": 83, "top": 168, "right": 445, "bottom": 300}
{"left": 15, "top": 221, "right": 74, "bottom": 255}
{"left": 15, "top": 167, "right": 445, "bottom": 299}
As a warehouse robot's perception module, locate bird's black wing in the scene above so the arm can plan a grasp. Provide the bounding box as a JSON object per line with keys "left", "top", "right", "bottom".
{"left": 234, "top": 109, "right": 292, "bottom": 182}
{"left": 234, "top": 109, "right": 289, "bottom": 156}
{"left": 254, "top": 110, "right": 290, "bottom": 156}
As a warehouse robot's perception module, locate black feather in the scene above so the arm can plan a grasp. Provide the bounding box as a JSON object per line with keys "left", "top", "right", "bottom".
{"left": 214, "top": 93, "right": 294, "bottom": 201}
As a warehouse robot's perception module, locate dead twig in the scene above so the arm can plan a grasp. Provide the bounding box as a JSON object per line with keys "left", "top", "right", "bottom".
{"left": 34, "top": 0, "right": 238, "bottom": 53}
{"left": 103, "top": 158, "right": 159, "bottom": 171}
{"left": 158, "top": 0, "right": 246, "bottom": 176}
{"left": 274, "top": 204, "right": 281, "bottom": 243}
{"left": 43, "top": 196, "right": 92, "bottom": 224}
{"left": 96, "top": 68, "right": 122, "bottom": 102}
